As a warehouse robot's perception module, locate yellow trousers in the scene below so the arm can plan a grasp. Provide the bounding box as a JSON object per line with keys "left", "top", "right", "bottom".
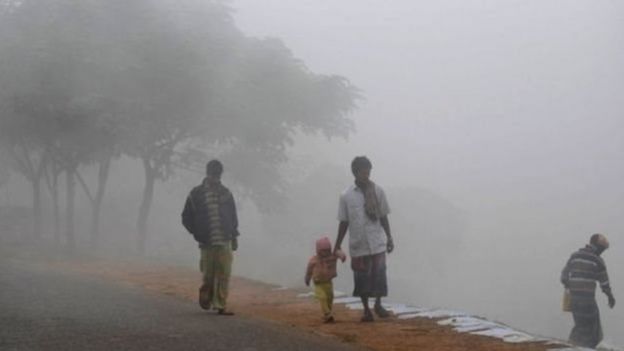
{"left": 200, "top": 243, "right": 232, "bottom": 310}
{"left": 314, "top": 281, "right": 334, "bottom": 318}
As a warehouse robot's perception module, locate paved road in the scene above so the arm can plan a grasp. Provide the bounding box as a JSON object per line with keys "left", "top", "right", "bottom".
{"left": 0, "top": 257, "right": 362, "bottom": 351}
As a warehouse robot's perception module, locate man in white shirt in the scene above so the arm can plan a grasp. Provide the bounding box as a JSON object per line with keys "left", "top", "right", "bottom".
{"left": 334, "top": 156, "right": 394, "bottom": 322}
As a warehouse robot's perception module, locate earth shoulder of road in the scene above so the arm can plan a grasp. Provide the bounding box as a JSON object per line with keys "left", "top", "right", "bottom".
{"left": 8, "top": 246, "right": 565, "bottom": 351}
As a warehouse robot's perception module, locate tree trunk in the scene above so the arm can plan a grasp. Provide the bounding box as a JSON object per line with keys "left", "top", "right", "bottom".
{"left": 31, "top": 179, "right": 42, "bottom": 240}
{"left": 65, "top": 169, "right": 76, "bottom": 252}
{"left": 90, "top": 158, "right": 111, "bottom": 249}
{"left": 90, "top": 202, "right": 101, "bottom": 249}
{"left": 51, "top": 171, "right": 60, "bottom": 245}
{"left": 136, "top": 157, "right": 155, "bottom": 254}
{"left": 44, "top": 165, "right": 61, "bottom": 245}
{"left": 9, "top": 144, "right": 45, "bottom": 241}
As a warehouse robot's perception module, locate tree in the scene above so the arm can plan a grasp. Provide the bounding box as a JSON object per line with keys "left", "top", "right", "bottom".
{"left": 113, "top": 1, "right": 359, "bottom": 252}
{"left": 0, "top": 0, "right": 360, "bottom": 253}
{"left": 0, "top": 0, "right": 122, "bottom": 248}
{"left": 0, "top": 99, "right": 48, "bottom": 240}
{"left": 109, "top": 1, "right": 239, "bottom": 252}
{"left": 212, "top": 37, "right": 358, "bottom": 210}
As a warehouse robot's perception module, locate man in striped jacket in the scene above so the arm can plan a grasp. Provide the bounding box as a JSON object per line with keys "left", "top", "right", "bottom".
{"left": 560, "top": 234, "right": 616, "bottom": 348}
{"left": 182, "top": 160, "right": 239, "bottom": 315}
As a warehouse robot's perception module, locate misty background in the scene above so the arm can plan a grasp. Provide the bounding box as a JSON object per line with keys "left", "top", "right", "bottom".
{"left": 1, "top": 0, "right": 622, "bottom": 347}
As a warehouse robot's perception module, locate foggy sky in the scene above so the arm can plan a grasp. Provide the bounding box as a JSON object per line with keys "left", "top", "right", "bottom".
{"left": 233, "top": 0, "right": 624, "bottom": 205}
{"left": 232, "top": 0, "right": 623, "bottom": 346}
{"left": 2, "top": 1, "right": 622, "bottom": 347}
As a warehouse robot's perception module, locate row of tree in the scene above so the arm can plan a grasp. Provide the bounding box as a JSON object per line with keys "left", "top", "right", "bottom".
{"left": 0, "top": 0, "right": 359, "bottom": 252}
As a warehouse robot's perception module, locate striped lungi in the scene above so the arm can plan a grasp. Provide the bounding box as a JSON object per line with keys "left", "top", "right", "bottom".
{"left": 569, "top": 298, "right": 603, "bottom": 348}
{"left": 351, "top": 252, "right": 387, "bottom": 297}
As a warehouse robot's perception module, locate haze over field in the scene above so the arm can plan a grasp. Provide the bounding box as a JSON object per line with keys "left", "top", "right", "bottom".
{"left": 1, "top": 1, "right": 622, "bottom": 347}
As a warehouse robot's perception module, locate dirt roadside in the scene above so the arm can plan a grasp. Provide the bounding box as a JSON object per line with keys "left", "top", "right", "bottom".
{"left": 33, "top": 253, "right": 568, "bottom": 351}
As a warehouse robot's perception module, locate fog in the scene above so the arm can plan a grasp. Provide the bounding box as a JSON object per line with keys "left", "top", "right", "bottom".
{"left": 232, "top": 0, "right": 624, "bottom": 345}
{"left": 1, "top": 0, "right": 622, "bottom": 348}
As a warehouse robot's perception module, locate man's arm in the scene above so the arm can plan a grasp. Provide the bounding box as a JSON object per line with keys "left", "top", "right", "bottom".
{"left": 229, "top": 193, "right": 239, "bottom": 251}
{"left": 334, "top": 221, "right": 348, "bottom": 254}
{"left": 230, "top": 193, "right": 239, "bottom": 233}
{"left": 597, "top": 260, "right": 615, "bottom": 308}
{"left": 335, "top": 193, "right": 349, "bottom": 253}
{"left": 181, "top": 195, "right": 195, "bottom": 234}
{"left": 335, "top": 248, "right": 347, "bottom": 262}
{"left": 377, "top": 187, "right": 393, "bottom": 253}
{"left": 560, "top": 258, "right": 571, "bottom": 288}
{"left": 380, "top": 216, "right": 394, "bottom": 253}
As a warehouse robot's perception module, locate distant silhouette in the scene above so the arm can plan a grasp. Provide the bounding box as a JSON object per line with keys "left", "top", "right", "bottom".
{"left": 560, "top": 234, "right": 615, "bottom": 348}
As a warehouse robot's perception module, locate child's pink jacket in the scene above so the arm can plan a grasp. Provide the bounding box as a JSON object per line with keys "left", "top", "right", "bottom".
{"left": 305, "top": 250, "right": 346, "bottom": 284}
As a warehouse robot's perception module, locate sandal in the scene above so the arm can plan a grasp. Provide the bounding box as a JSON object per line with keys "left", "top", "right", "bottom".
{"left": 374, "top": 304, "right": 390, "bottom": 318}
{"left": 199, "top": 286, "right": 211, "bottom": 310}
{"left": 360, "top": 310, "right": 374, "bottom": 322}
{"left": 217, "top": 308, "right": 235, "bottom": 316}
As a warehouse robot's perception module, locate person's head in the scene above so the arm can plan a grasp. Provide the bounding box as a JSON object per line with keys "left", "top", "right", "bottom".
{"left": 590, "top": 233, "right": 610, "bottom": 254}
{"left": 205, "top": 159, "right": 223, "bottom": 184}
{"left": 351, "top": 156, "right": 372, "bottom": 182}
{"left": 316, "top": 236, "right": 332, "bottom": 257}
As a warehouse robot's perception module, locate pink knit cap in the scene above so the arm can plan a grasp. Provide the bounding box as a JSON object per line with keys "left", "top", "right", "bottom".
{"left": 316, "top": 236, "right": 332, "bottom": 253}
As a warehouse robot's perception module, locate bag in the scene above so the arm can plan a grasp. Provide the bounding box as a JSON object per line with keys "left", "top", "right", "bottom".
{"left": 562, "top": 289, "right": 571, "bottom": 312}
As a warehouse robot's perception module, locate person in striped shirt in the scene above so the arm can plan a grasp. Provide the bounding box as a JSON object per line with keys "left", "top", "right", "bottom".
{"left": 182, "top": 160, "right": 240, "bottom": 315}
{"left": 560, "top": 234, "right": 616, "bottom": 348}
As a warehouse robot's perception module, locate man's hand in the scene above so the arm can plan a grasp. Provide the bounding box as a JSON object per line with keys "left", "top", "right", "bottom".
{"left": 608, "top": 294, "right": 616, "bottom": 309}
{"left": 231, "top": 238, "right": 238, "bottom": 251}
{"left": 335, "top": 249, "right": 347, "bottom": 263}
{"left": 386, "top": 237, "right": 394, "bottom": 254}
{"left": 380, "top": 217, "right": 393, "bottom": 254}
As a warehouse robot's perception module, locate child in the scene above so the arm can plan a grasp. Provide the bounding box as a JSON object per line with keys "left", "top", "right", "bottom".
{"left": 305, "top": 236, "right": 346, "bottom": 323}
